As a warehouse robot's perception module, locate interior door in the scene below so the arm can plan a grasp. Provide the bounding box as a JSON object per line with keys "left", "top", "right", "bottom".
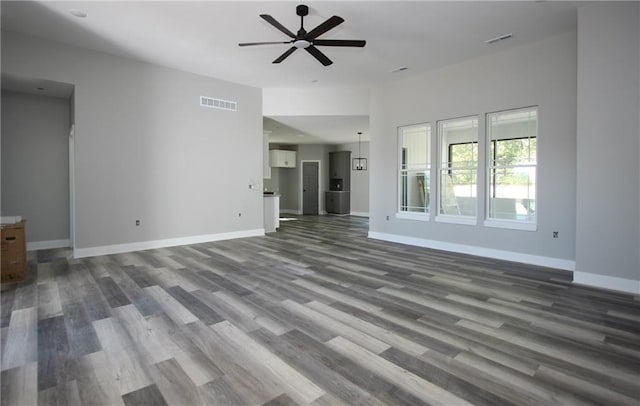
{"left": 302, "top": 162, "right": 319, "bottom": 215}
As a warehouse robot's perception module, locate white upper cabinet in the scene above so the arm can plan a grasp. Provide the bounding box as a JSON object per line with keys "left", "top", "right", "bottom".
{"left": 270, "top": 150, "right": 296, "bottom": 168}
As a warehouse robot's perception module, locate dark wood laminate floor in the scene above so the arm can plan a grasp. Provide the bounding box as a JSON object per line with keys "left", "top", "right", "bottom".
{"left": 2, "top": 215, "right": 639, "bottom": 405}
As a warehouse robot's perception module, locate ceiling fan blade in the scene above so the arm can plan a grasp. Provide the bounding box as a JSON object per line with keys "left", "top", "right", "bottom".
{"left": 273, "top": 47, "right": 297, "bottom": 64}
{"left": 305, "top": 45, "right": 333, "bottom": 66}
{"left": 306, "top": 16, "right": 344, "bottom": 40}
{"left": 312, "top": 39, "right": 366, "bottom": 47}
{"left": 260, "top": 14, "right": 296, "bottom": 38}
{"left": 239, "top": 41, "right": 293, "bottom": 47}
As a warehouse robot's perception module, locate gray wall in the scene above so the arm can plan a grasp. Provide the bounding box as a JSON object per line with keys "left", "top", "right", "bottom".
{"left": 369, "top": 31, "right": 577, "bottom": 264}
{"left": 2, "top": 31, "right": 262, "bottom": 252}
{"left": 576, "top": 3, "right": 640, "bottom": 284}
{"left": 266, "top": 145, "right": 298, "bottom": 212}
{"left": 263, "top": 167, "right": 281, "bottom": 194}
{"left": 1, "top": 91, "right": 70, "bottom": 243}
{"left": 271, "top": 144, "right": 333, "bottom": 214}
{"left": 337, "top": 141, "right": 370, "bottom": 216}
{"left": 280, "top": 163, "right": 299, "bottom": 212}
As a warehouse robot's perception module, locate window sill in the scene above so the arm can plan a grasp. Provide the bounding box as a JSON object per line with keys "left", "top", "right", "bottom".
{"left": 396, "top": 212, "right": 430, "bottom": 222}
{"left": 435, "top": 215, "right": 477, "bottom": 226}
{"left": 483, "top": 219, "right": 537, "bottom": 231}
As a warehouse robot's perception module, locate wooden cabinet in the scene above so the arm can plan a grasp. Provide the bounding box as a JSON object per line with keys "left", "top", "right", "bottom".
{"left": 327, "top": 151, "right": 352, "bottom": 214}
{"left": 270, "top": 150, "right": 296, "bottom": 168}
{"left": 329, "top": 151, "right": 347, "bottom": 178}
{"left": 329, "top": 151, "right": 351, "bottom": 191}
{"left": 326, "top": 191, "right": 350, "bottom": 214}
{"left": 1, "top": 221, "right": 27, "bottom": 283}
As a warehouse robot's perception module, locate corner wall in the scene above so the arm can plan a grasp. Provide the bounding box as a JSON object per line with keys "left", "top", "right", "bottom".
{"left": 1, "top": 31, "right": 263, "bottom": 256}
{"left": 575, "top": 2, "right": 640, "bottom": 293}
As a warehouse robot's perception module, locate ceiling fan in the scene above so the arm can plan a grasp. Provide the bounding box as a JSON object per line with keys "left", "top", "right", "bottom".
{"left": 238, "top": 4, "right": 366, "bottom": 66}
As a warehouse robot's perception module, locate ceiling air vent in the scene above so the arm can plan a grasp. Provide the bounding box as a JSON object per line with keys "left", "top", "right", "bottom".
{"left": 485, "top": 33, "right": 513, "bottom": 45}
{"left": 200, "top": 96, "right": 237, "bottom": 112}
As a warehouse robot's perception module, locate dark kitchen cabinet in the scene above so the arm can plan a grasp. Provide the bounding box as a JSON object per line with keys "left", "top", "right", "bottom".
{"left": 328, "top": 151, "right": 351, "bottom": 191}
{"left": 327, "top": 151, "right": 351, "bottom": 214}
{"left": 326, "top": 191, "right": 350, "bottom": 215}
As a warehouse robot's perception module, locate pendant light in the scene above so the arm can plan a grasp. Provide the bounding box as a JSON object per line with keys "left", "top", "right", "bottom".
{"left": 352, "top": 131, "right": 367, "bottom": 171}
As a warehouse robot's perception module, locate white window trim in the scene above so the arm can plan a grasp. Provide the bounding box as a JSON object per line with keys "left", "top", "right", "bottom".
{"left": 485, "top": 106, "right": 538, "bottom": 228}
{"left": 483, "top": 218, "right": 537, "bottom": 231}
{"left": 435, "top": 215, "right": 477, "bottom": 226}
{"left": 436, "top": 116, "right": 479, "bottom": 220}
{"left": 396, "top": 212, "right": 430, "bottom": 221}
{"left": 398, "top": 123, "right": 431, "bottom": 216}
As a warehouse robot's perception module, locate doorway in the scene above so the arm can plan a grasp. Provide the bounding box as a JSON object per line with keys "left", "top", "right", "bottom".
{"left": 302, "top": 161, "right": 320, "bottom": 215}
{"left": 1, "top": 75, "right": 75, "bottom": 251}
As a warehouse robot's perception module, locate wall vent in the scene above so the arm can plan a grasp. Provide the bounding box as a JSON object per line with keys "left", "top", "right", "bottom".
{"left": 200, "top": 96, "right": 237, "bottom": 112}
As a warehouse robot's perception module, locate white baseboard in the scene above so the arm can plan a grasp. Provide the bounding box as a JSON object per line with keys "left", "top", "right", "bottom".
{"left": 350, "top": 211, "right": 370, "bottom": 217}
{"left": 573, "top": 272, "right": 640, "bottom": 294}
{"left": 280, "top": 209, "right": 301, "bottom": 215}
{"left": 368, "top": 231, "right": 576, "bottom": 271}
{"left": 74, "top": 229, "right": 265, "bottom": 259}
{"left": 27, "top": 239, "right": 71, "bottom": 251}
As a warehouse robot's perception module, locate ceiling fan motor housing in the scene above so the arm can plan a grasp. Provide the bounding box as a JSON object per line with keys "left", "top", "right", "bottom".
{"left": 296, "top": 5, "right": 309, "bottom": 17}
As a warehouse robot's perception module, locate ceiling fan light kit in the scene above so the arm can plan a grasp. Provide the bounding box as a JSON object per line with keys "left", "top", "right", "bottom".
{"left": 238, "top": 4, "right": 366, "bottom": 66}
{"left": 294, "top": 40, "right": 311, "bottom": 49}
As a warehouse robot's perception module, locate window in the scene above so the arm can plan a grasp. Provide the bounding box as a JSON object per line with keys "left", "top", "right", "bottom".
{"left": 437, "top": 116, "right": 478, "bottom": 222}
{"left": 398, "top": 124, "right": 430, "bottom": 217}
{"left": 486, "top": 107, "right": 537, "bottom": 228}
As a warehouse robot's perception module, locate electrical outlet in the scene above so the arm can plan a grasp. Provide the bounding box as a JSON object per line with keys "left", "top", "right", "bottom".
{"left": 386, "top": 215, "right": 389, "bottom": 221}
{"left": 553, "top": 231, "right": 558, "bottom": 238}
{"left": 135, "top": 220, "right": 140, "bottom": 226}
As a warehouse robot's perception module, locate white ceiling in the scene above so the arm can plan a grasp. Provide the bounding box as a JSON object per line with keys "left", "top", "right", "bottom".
{"left": 1, "top": 1, "right": 580, "bottom": 143}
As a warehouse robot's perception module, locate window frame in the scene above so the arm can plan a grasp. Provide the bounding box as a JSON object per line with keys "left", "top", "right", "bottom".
{"left": 436, "top": 116, "right": 479, "bottom": 225}
{"left": 397, "top": 123, "right": 431, "bottom": 220}
{"left": 484, "top": 106, "right": 538, "bottom": 231}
